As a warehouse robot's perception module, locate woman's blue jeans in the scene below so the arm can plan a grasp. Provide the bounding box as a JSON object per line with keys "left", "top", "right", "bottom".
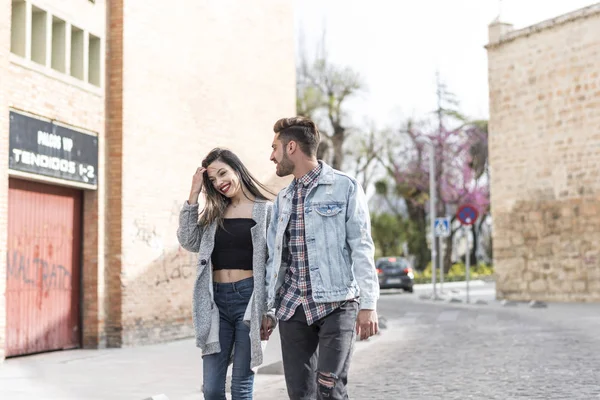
{"left": 202, "top": 277, "right": 255, "bottom": 400}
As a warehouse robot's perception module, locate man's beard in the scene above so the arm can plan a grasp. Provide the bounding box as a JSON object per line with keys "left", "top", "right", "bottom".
{"left": 276, "top": 151, "right": 294, "bottom": 177}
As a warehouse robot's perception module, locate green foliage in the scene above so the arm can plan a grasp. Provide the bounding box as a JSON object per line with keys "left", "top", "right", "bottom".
{"left": 374, "top": 180, "right": 388, "bottom": 196}
{"left": 405, "top": 219, "right": 430, "bottom": 271}
{"left": 413, "top": 262, "right": 494, "bottom": 284}
{"left": 296, "top": 85, "right": 323, "bottom": 117}
{"left": 371, "top": 213, "right": 406, "bottom": 258}
{"left": 373, "top": 179, "right": 430, "bottom": 270}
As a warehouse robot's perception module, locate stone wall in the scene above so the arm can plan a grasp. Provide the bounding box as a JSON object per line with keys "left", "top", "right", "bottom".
{"left": 486, "top": 4, "right": 600, "bottom": 301}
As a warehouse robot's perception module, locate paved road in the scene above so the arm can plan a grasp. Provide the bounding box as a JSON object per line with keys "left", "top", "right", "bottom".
{"left": 3, "top": 282, "right": 600, "bottom": 399}
{"left": 256, "top": 289, "right": 600, "bottom": 399}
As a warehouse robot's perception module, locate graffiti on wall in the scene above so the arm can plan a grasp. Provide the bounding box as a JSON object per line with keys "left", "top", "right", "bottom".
{"left": 155, "top": 246, "right": 195, "bottom": 286}
{"left": 134, "top": 219, "right": 162, "bottom": 251}
{"left": 133, "top": 205, "right": 196, "bottom": 287}
{"left": 7, "top": 249, "right": 72, "bottom": 290}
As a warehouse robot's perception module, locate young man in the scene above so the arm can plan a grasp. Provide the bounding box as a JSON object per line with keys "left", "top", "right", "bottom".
{"left": 264, "top": 116, "right": 379, "bottom": 400}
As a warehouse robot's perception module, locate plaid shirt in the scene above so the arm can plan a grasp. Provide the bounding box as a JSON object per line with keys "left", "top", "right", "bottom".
{"left": 276, "top": 163, "right": 341, "bottom": 325}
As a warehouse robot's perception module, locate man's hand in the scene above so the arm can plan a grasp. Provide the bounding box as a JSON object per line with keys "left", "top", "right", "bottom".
{"left": 356, "top": 309, "right": 378, "bottom": 340}
{"left": 261, "top": 316, "right": 274, "bottom": 340}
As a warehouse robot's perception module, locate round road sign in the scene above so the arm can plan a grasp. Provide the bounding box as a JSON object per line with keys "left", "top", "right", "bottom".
{"left": 457, "top": 204, "right": 479, "bottom": 226}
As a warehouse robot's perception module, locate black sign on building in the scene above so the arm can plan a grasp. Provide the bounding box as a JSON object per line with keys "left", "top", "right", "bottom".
{"left": 9, "top": 111, "right": 99, "bottom": 189}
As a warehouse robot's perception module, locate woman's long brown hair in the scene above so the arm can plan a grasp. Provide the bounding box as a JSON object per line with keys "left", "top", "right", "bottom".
{"left": 199, "top": 148, "right": 276, "bottom": 227}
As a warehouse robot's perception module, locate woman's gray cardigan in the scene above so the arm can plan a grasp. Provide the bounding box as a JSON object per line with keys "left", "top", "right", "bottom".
{"left": 176, "top": 199, "right": 274, "bottom": 370}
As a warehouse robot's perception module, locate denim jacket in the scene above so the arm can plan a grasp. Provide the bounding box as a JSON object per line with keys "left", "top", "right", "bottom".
{"left": 266, "top": 161, "right": 379, "bottom": 311}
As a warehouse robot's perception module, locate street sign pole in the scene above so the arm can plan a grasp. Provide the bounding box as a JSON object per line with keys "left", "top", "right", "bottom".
{"left": 434, "top": 217, "right": 450, "bottom": 297}
{"left": 428, "top": 143, "right": 437, "bottom": 299}
{"left": 465, "top": 225, "right": 471, "bottom": 304}
{"left": 439, "top": 236, "right": 444, "bottom": 292}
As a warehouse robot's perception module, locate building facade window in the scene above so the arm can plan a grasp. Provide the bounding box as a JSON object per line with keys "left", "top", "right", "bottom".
{"left": 10, "top": 0, "right": 27, "bottom": 58}
{"left": 51, "top": 16, "right": 66, "bottom": 73}
{"left": 9, "top": 0, "right": 103, "bottom": 87}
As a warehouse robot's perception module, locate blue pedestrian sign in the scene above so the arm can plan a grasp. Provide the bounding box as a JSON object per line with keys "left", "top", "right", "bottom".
{"left": 434, "top": 217, "right": 450, "bottom": 237}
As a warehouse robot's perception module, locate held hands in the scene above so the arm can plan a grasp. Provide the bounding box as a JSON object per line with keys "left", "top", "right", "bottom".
{"left": 355, "top": 309, "right": 378, "bottom": 340}
{"left": 261, "top": 316, "right": 274, "bottom": 340}
{"left": 188, "top": 167, "right": 206, "bottom": 204}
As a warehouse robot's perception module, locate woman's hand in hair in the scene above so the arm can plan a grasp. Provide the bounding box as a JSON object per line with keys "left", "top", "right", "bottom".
{"left": 188, "top": 167, "right": 206, "bottom": 205}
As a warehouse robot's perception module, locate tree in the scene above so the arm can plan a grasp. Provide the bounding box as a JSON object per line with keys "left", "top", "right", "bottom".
{"left": 370, "top": 212, "right": 407, "bottom": 258}
{"left": 346, "top": 122, "right": 384, "bottom": 189}
{"left": 432, "top": 74, "right": 490, "bottom": 267}
{"left": 386, "top": 121, "right": 489, "bottom": 272}
{"left": 375, "top": 76, "right": 490, "bottom": 272}
{"left": 296, "top": 34, "right": 364, "bottom": 170}
{"left": 374, "top": 174, "right": 430, "bottom": 270}
{"left": 466, "top": 120, "right": 490, "bottom": 264}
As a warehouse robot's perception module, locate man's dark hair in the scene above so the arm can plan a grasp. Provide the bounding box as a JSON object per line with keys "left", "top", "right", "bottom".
{"left": 273, "top": 117, "right": 320, "bottom": 157}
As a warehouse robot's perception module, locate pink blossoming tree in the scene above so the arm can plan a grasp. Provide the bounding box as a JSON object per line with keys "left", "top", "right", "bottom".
{"left": 381, "top": 117, "right": 489, "bottom": 271}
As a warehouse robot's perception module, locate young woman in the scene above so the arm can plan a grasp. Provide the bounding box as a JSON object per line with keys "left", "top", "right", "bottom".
{"left": 177, "top": 148, "right": 276, "bottom": 400}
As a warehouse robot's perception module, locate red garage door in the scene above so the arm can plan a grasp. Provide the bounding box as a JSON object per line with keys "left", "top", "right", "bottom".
{"left": 6, "top": 178, "right": 82, "bottom": 357}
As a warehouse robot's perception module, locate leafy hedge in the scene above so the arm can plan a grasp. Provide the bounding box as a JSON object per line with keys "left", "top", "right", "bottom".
{"left": 413, "top": 262, "right": 494, "bottom": 284}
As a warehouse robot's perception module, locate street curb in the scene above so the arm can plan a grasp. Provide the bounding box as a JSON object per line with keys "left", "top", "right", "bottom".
{"left": 419, "top": 294, "right": 447, "bottom": 302}
{"left": 414, "top": 280, "right": 487, "bottom": 289}
{"left": 529, "top": 300, "right": 548, "bottom": 308}
{"left": 447, "top": 297, "right": 488, "bottom": 305}
{"left": 498, "top": 299, "right": 549, "bottom": 309}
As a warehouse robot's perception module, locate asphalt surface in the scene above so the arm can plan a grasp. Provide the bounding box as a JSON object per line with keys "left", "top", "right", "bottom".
{"left": 256, "top": 283, "right": 600, "bottom": 399}
{"left": 3, "top": 281, "right": 600, "bottom": 399}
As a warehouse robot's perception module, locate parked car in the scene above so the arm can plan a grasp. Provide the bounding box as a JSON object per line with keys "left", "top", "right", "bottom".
{"left": 376, "top": 257, "right": 414, "bottom": 292}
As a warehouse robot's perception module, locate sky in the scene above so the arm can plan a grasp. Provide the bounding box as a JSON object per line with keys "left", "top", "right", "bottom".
{"left": 294, "top": 0, "right": 599, "bottom": 130}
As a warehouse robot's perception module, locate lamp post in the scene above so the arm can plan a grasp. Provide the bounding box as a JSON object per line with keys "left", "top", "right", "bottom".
{"left": 418, "top": 136, "right": 437, "bottom": 299}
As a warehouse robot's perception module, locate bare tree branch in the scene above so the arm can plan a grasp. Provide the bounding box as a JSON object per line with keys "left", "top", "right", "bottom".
{"left": 296, "top": 33, "right": 365, "bottom": 169}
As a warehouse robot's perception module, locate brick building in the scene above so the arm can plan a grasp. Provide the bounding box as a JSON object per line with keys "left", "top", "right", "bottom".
{"left": 0, "top": 0, "right": 295, "bottom": 360}
{"left": 486, "top": 4, "right": 600, "bottom": 302}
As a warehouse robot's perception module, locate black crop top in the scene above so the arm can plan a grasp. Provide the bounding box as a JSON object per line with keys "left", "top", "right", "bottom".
{"left": 211, "top": 218, "right": 256, "bottom": 271}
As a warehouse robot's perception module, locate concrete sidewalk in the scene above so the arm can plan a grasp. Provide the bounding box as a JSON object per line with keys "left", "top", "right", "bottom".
{"left": 0, "top": 337, "right": 204, "bottom": 400}
{"left": 412, "top": 279, "right": 487, "bottom": 291}
{"left": 0, "top": 325, "right": 380, "bottom": 400}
